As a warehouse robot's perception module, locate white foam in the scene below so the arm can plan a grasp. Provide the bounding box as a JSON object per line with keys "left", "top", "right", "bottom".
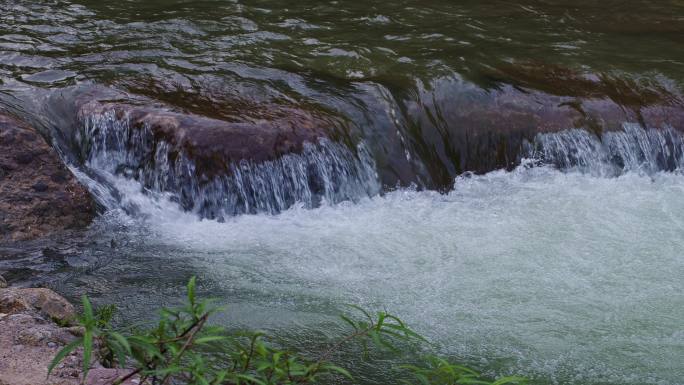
{"left": 103, "top": 165, "right": 684, "bottom": 384}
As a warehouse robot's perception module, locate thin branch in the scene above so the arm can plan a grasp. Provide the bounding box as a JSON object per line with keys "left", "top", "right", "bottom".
{"left": 242, "top": 335, "right": 258, "bottom": 372}
{"left": 113, "top": 368, "right": 141, "bottom": 385}
{"left": 315, "top": 326, "right": 374, "bottom": 366}
{"left": 160, "top": 313, "right": 209, "bottom": 385}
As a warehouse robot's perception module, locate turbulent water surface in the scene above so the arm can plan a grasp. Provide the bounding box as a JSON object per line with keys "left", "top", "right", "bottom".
{"left": 1, "top": 1, "right": 684, "bottom": 384}
{"left": 5, "top": 166, "right": 683, "bottom": 385}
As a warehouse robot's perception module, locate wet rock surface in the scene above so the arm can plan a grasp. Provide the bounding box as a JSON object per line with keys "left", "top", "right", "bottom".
{"left": 397, "top": 80, "right": 684, "bottom": 188}
{"left": 64, "top": 89, "right": 380, "bottom": 217}
{"left": 64, "top": 82, "right": 684, "bottom": 203}
{"left": 0, "top": 114, "right": 96, "bottom": 242}
{"left": 77, "top": 98, "right": 337, "bottom": 178}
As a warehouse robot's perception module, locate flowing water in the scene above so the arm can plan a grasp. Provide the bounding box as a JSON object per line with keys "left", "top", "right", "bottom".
{"left": 1, "top": 1, "right": 684, "bottom": 384}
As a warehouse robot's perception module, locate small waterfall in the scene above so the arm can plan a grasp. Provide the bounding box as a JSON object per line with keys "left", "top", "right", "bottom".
{"left": 526, "top": 123, "right": 684, "bottom": 176}
{"left": 78, "top": 110, "right": 381, "bottom": 218}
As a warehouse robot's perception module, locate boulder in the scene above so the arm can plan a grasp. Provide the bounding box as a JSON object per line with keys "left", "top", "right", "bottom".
{"left": 0, "top": 306, "right": 81, "bottom": 385}
{"left": 0, "top": 287, "right": 76, "bottom": 324}
{"left": 76, "top": 99, "right": 337, "bottom": 178}
{"left": 0, "top": 289, "right": 143, "bottom": 385}
{"left": 0, "top": 114, "right": 96, "bottom": 242}
{"left": 398, "top": 77, "right": 684, "bottom": 188}
{"left": 69, "top": 93, "right": 360, "bottom": 216}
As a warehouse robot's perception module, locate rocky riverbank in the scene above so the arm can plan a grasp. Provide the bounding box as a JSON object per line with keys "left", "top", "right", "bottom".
{"left": 0, "top": 275, "right": 139, "bottom": 385}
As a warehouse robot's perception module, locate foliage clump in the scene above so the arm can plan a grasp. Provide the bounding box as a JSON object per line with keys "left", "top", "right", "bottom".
{"left": 49, "top": 277, "right": 526, "bottom": 385}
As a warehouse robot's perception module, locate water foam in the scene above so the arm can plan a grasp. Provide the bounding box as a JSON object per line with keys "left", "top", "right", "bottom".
{"left": 97, "top": 165, "right": 684, "bottom": 385}
{"left": 63, "top": 115, "right": 684, "bottom": 384}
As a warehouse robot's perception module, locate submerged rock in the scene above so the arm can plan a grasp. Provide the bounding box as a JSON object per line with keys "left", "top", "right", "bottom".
{"left": 0, "top": 114, "right": 96, "bottom": 242}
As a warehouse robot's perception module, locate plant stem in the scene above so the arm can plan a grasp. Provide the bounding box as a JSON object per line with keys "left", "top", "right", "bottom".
{"left": 160, "top": 313, "right": 208, "bottom": 385}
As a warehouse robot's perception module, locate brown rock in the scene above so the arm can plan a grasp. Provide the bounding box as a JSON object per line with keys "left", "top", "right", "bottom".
{"left": 399, "top": 78, "right": 684, "bottom": 188}
{"left": 0, "top": 114, "right": 96, "bottom": 242}
{"left": 0, "top": 308, "right": 143, "bottom": 385}
{"left": 77, "top": 100, "right": 336, "bottom": 178}
{"left": 0, "top": 287, "right": 76, "bottom": 324}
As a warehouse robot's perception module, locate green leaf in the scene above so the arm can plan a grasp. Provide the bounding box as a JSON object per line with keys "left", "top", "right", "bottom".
{"left": 47, "top": 337, "right": 83, "bottom": 376}
{"left": 195, "top": 335, "right": 228, "bottom": 344}
{"left": 109, "top": 341, "right": 127, "bottom": 369}
{"left": 369, "top": 330, "right": 398, "bottom": 352}
{"left": 339, "top": 314, "right": 358, "bottom": 331}
{"left": 150, "top": 366, "right": 183, "bottom": 375}
{"left": 235, "top": 374, "right": 267, "bottom": 385}
{"left": 82, "top": 295, "right": 94, "bottom": 325}
{"left": 211, "top": 370, "right": 227, "bottom": 385}
{"left": 412, "top": 372, "right": 430, "bottom": 385}
{"left": 107, "top": 331, "right": 131, "bottom": 354}
{"left": 346, "top": 304, "right": 373, "bottom": 323}
{"left": 187, "top": 276, "right": 197, "bottom": 305}
{"left": 383, "top": 323, "right": 428, "bottom": 342}
{"left": 455, "top": 379, "right": 492, "bottom": 385}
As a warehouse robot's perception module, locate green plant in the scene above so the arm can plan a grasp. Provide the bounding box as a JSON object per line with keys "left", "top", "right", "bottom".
{"left": 47, "top": 295, "right": 129, "bottom": 384}
{"left": 95, "top": 304, "right": 117, "bottom": 328}
{"left": 49, "top": 277, "right": 527, "bottom": 385}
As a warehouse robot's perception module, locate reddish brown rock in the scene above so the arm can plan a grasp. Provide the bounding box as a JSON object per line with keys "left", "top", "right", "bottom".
{"left": 0, "top": 114, "right": 96, "bottom": 242}
{"left": 77, "top": 100, "right": 337, "bottom": 178}
{"left": 401, "top": 78, "right": 684, "bottom": 188}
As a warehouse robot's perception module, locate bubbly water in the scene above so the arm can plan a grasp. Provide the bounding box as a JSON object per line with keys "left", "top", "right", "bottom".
{"left": 76, "top": 165, "right": 682, "bottom": 385}
{"left": 60, "top": 119, "right": 684, "bottom": 385}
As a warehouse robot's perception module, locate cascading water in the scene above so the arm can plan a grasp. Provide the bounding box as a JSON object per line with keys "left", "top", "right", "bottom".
{"left": 73, "top": 110, "right": 684, "bottom": 220}
{"left": 526, "top": 123, "right": 684, "bottom": 176}
{"left": 77, "top": 110, "right": 381, "bottom": 219}
{"left": 10, "top": 112, "right": 684, "bottom": 385}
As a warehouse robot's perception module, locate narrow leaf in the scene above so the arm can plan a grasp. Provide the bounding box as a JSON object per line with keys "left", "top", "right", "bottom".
{"left": 47, "top": 338, "right": 83, "bottom": 376}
